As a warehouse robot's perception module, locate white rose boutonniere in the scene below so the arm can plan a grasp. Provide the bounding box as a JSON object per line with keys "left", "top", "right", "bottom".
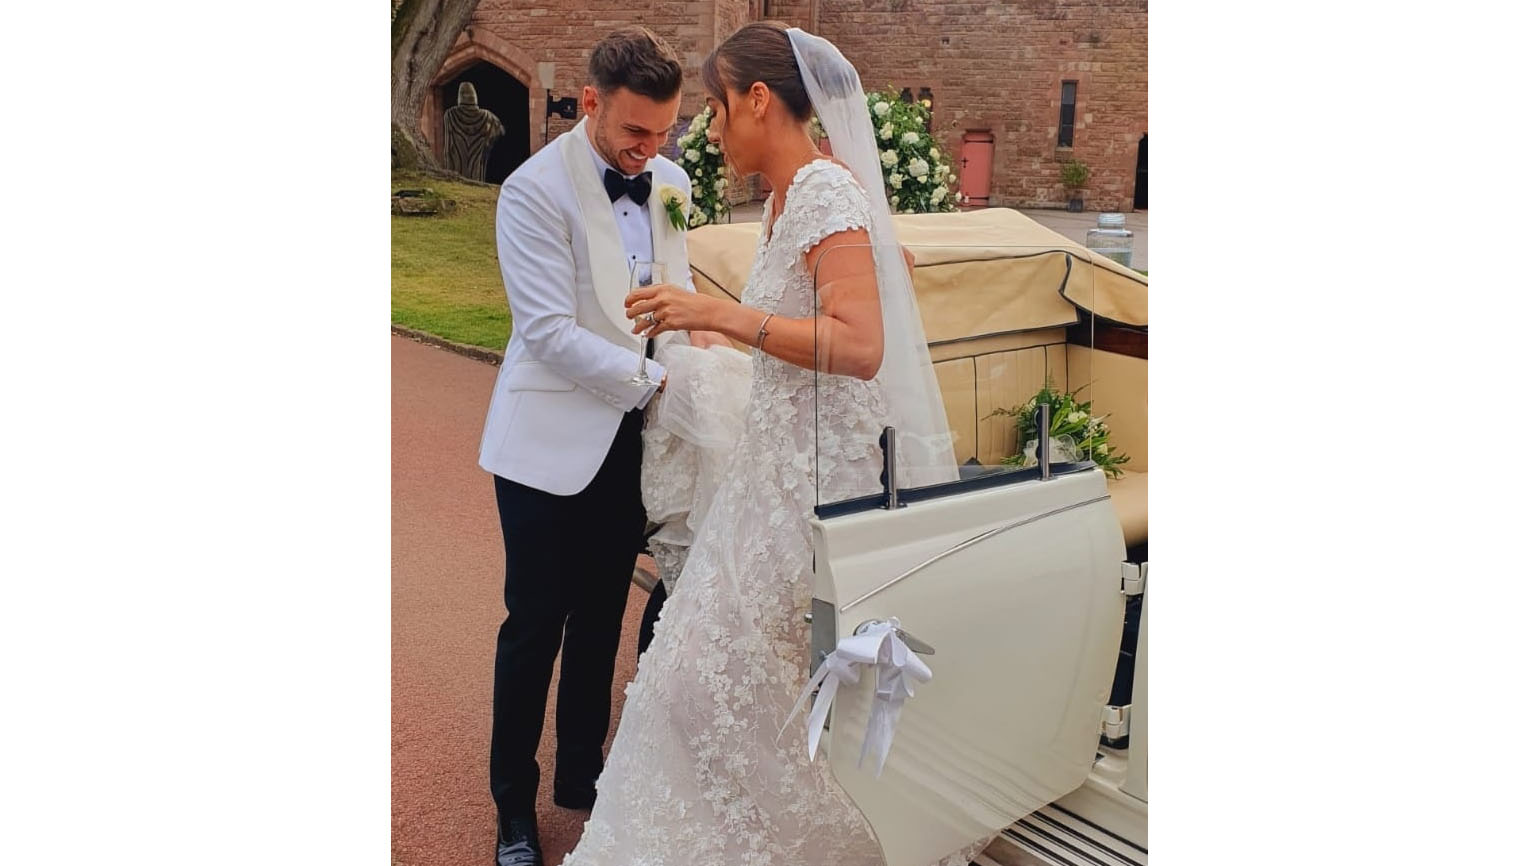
{"left": 657, "top": 183, "right": 688, "bottom": 231}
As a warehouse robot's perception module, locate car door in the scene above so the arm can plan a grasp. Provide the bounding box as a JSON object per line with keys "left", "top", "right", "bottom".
{"left": 803, "top": 242, "right": 1128, "bottom": 866}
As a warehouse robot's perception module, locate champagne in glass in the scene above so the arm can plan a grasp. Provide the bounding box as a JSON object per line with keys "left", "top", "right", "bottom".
{"left": 626, "top": 259, "right": 664, "bottom": 388}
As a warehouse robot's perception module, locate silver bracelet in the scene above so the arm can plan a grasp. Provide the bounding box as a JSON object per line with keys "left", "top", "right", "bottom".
{"left": 754, "top": 312, "right": 774, "bottom": 350}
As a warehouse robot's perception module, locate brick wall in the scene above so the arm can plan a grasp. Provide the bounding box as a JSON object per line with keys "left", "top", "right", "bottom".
{"left": 425, "top": 1, "right": 1146, "bottom": 212}
{"left": 771, "top": 0, "right": 1147, "bottom": 211}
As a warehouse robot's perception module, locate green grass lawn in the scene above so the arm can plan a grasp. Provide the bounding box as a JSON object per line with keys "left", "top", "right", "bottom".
{"left": 391, "top": 172, "right": 511, "bottom": 350}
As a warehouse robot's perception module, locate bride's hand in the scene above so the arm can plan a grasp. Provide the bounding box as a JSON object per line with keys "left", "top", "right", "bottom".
{"left": 625, "top": 284, "right": 718, "bottom": 337}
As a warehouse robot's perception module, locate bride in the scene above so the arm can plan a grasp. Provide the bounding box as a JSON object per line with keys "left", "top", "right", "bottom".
{"left": 558, "top": 22, "right": 984, "bottom": 866}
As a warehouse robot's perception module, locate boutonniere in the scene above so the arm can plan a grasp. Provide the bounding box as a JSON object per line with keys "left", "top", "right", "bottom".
{"left": 657, "top": 184, "right": 688, "bottom": 232}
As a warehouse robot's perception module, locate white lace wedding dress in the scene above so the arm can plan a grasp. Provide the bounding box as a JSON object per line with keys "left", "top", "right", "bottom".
{"left": 561, "top": 160, "right": 986, "bottom": 866}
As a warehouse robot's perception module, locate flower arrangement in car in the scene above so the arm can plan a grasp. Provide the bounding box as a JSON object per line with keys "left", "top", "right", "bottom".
{"left": 988, "top": 382, "right": 1130, "bottom": 477}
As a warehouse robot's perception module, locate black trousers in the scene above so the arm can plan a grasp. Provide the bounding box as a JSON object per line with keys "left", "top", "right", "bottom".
{"left": 636, "top": 580, "right": 668, "bottom": 657}
{"left": 490, "top": 409, "right": 646, "bottom": 817}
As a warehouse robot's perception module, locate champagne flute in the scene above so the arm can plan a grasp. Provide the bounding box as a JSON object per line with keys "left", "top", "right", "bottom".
{"left": 626, "top": 259, "right": 664, "bottom": 388}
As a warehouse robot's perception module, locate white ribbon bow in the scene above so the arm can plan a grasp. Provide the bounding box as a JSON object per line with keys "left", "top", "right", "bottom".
{"left": 778, "top": 617, "right": 933, "bottom": 777}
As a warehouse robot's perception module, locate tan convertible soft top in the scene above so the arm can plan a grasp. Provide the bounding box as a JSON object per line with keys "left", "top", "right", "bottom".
{"left": 686, "top": 207, "right": 1148, "bottom": 339}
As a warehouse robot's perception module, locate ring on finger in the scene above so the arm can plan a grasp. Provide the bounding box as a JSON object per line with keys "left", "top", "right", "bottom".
{"left": 642, "top": 311, "right": 657, "bottom": 325}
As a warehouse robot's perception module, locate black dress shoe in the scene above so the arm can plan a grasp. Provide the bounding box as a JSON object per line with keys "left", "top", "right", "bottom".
{"left": 495, "top": 813, "right": 543, "bottom": 866}
{"left": 552, "top": 777, "right": 597, "bottom": 810}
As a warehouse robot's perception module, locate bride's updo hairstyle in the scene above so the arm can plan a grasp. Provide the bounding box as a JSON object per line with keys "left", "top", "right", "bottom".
{"left": 701, "top": 21, "right": 813, "bottom": 122}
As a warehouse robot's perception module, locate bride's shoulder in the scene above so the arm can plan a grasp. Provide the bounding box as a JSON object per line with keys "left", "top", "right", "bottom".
{"left": 795, "top": 158, "right": 858, "bottom": 190}
{"left": 782, "top": 159, "right": 873, "bottom": 254}
{"left": 790, "top": 159, "right": 868, "bottom": 212}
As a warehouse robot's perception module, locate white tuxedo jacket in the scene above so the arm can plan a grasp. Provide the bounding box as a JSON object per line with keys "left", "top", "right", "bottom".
{"left": 478, "top": 118, "right": 694, "bottom": 495}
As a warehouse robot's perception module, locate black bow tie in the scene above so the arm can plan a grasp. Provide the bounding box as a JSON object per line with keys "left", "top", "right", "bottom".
{"left": 604, "top": 168, "right": 652, "bottom": 206}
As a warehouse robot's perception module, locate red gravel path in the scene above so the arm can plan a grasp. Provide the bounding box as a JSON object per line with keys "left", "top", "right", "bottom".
{"left": 392, "top": 335, "right": 650, "bottom": 866}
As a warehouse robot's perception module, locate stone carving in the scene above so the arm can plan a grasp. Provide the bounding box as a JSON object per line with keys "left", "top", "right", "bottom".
{"left": 442, "top": 82, "right": 505, "bottom": 181}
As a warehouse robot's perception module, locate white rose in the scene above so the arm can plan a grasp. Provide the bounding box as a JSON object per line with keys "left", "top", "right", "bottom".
{"left": 694, "top": 168, "right": 702, "bottom": 177}
{"left": 692, "top": 183, "right": 702, "bottom": 197}
{"left": 930, "top": 147, "right": 940, "bottom": 160}
{"left": 873, "top": 101, "right": 891, "bottom": 117}
{"left": 880, "top": 149, "right": 899, "bottom": 168}
{"left": 705, "top": 143, "right": 719, "bottom": 155}
{"left": 689, "top": 209, "right": 706, "bottom": 227}
{"left": 656, "top": 183, "right": 687, "bottom": 210}
{"left": 714, "top": 178, "right": 727, "bottom": 191}
{"left": 901, "top": 131, "right": 920, "bottom": 146}
{"left": 889, "top": 171, "right": 905, "bottom": 188}
{"left": 685, "top": 149, "right": 700, "bottom": 162}
{"left": 908, "top": 157, "right": 930, "bottom": 178}
{"left": 930, "top": 187, "right": 946, "bottom": 204}
{"left": 879, "top": 122, "right": 894, "bottom": 140}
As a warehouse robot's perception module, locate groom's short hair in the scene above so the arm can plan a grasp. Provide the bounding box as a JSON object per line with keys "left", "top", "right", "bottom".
{"left": 589, "top": 26, "right": 684, "bottom": 102}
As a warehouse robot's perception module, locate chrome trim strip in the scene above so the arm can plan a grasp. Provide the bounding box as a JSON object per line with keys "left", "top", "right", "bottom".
{"left": 838, "top": 494, "right": 1112, "bottom": 613}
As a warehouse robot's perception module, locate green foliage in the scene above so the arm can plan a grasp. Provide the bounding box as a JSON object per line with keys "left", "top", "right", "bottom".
{"left": 1060, "top": 158, "right": 1090, "bottom": 190}
{"left": 813, "top": 87, "right": 960, "bottom": 214}
{"left": 675, "top": 105, "right": 730, "bottom": 228}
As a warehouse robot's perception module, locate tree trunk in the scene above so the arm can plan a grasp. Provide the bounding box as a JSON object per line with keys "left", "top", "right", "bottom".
{"left": 392, "top": 0, "right": 481, "bottom": 170}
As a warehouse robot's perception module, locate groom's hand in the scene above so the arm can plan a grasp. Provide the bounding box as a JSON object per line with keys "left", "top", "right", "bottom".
{"left": 625, "top": 284, "right": 718, "bottom": 337}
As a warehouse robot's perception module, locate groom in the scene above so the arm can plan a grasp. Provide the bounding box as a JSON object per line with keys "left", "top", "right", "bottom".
{"left": 477, "top": 26, "right": 714, "bottom": 866}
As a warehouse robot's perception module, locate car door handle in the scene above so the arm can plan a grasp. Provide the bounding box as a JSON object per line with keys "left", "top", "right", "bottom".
{"left": 854, "top": 619, "right": 936, "bottom": 655}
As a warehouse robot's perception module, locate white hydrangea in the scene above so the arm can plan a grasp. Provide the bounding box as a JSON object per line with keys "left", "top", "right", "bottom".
{"left": 705, "top": 143, "right": 719, "bottom": 155}
{"left": 901, "top": 131, "right": 920, "bottom": 146}
{"left": 873, "top": 101, "right": 891, "bottom": 117}
{"left": 685, "top": 149, "right": 700, "bottom": 162}
{"left": 908, "top": 157, "right": 930, "bottom": 178}
{"left": 891, "top": 195, "right": 900, "bottom": 206}
{"left": 930, "top": 186, "right": 946, "bottom": 205}
{"left": 879, "top": 122, "right": 894, "bottom": 140}
{"left": 880, "top": 149, "right": 899, "bottom": 168}
{"left": 714, "top": 178, "right": 727, "bottom": 191}
{"left": 930, "top": 146, "right": 940, "bottom": 160}
{"left": 889, "top": 170, "right": 905, "bottom": 188}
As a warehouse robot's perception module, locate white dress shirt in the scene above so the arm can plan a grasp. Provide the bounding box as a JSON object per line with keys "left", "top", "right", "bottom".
{"left": 582, "top": 133, "right": 693, "bottom": 407}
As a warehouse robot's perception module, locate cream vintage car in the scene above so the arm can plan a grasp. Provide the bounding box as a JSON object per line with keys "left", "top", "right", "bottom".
{"left": 669, "top": 208, "right": 1149, "bottom": 866}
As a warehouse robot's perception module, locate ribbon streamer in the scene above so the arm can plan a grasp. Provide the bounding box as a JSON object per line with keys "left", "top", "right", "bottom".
{"left": 778, "top": 618, "right": 933, "bottom": 777}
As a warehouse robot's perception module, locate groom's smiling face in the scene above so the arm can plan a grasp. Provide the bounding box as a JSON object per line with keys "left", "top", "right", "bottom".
{"left": 583, "top": 85, "right": 682, "bottom": 177}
